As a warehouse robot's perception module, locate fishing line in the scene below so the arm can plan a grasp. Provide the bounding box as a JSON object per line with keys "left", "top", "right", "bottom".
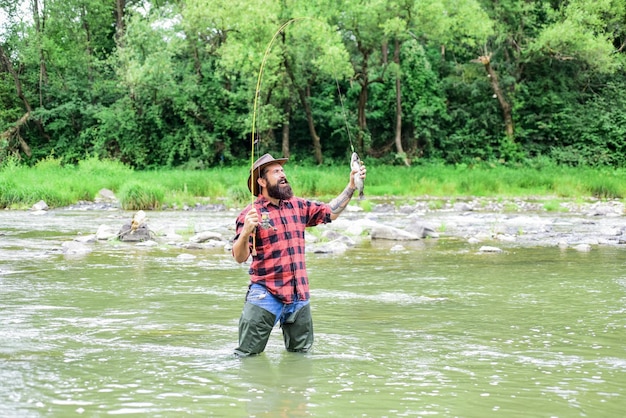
{"left": 250, "top": 16, "right": 355, "bottom": 191}
{"left": 334, "top": 78, "right": 355, "bottom": 154}
{"left": 250, "top": 17, "right": 309, "bottom": 206}
{"left": 250, "top": 17, "right": 307, "bottom": 255}
{"left": 249, "top": 17, "right": 355, "bottom": 253}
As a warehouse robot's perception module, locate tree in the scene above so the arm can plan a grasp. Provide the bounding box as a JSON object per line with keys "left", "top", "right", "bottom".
{"left": 7, "top": 0, "right": 122, "bottom": 161}
{"left": 0, "top": 0, "right": 36, "bottom": 160}
{"left": 279, "top": 14, "right": 352, "bottom": 164}
{"left": 336, "top": 0, "right": 390, "bottom": 155}
{"left": 0, "top": 44, "right": 34, "bottom": 158}
{"left": 379, "top": 0, "right": 492, "bottom": 164}
{"left": 532, "top": 0, "right": 625, "bottom": 73}
{"left": 195, "top": 1, "right": 351, "bottom": 164}
{"left": 2, "top": 0, "right": 626, "bottom": 169}
{"left": 469, "top": 0, "right": 624, "bottom": 147}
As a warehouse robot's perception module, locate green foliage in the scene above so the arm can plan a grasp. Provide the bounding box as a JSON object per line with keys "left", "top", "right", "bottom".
{"left": 554, "top": 80, "right": 626, "bottom": 167}
{"left": 77, "top": 156, "right": 133, "bottom": 176}
{"left": 354, "top": 199, "right": 373, "bottom": 212}
{"left": 542, "top": 199, "right": 567, "bottom": 212}
{"left": 1, "top": 0, "right": 626, "bottom": 170}
{"left": 227, "top": 185, "right": 251, "bottom": 207}
{"left": 118, "top": 182, "right": 165, "bottom": 210}
{"left": 532, "top": 0, "right": 624, "bottom": 74}
{"left": 0, "top": 157, "right": 624, "bottom": 209}
{"left": 0, "top": 177, "right": 21, "bottom": 208}
{"left": 400, "top": 41, "right": 449, "bottom": 160}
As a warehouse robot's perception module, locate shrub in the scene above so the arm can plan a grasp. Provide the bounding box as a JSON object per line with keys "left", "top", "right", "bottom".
{"left": 118, "top": 182, "right": 165, "bottom": 210}
{"left": 227, "top": 185, "right": 251, "bottom": 207}
{"left": 0, "top": 179, "right": 21, "bottom": 208}
{"left": 587, "top": 178, "right": 623, "bottom": 199}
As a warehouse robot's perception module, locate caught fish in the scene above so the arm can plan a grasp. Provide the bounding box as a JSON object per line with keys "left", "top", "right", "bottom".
{"left": 351, "top": 152, "right": 365, "bottom": 200}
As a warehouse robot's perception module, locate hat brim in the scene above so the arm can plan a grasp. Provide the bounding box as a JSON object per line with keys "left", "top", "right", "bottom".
{"left": 248, "top": 158, "right": 288, "bottom": 194}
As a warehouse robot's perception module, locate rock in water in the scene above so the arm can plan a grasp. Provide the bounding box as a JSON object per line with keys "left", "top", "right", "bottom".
{"left": 118, "top": 210, "right": 151, "bottom": 242}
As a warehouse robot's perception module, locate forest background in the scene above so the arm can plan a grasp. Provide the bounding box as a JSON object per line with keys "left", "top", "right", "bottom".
{"left": 1, "top": 0, "right": 626, "bottom": 198}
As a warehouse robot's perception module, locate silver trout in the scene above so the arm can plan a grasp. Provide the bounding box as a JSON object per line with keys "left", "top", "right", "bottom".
{"left": 351, "top": 152, "right": 364, "bottom": 200}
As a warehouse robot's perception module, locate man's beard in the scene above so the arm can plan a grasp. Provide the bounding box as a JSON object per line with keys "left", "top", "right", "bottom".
{"left": 267, "top": 181, "right": 293, "bottom": 200}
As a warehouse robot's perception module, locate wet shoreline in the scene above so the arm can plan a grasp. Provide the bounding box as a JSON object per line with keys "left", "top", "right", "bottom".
{"left": 44, "top": 196, "right": 625, "bottom": 251}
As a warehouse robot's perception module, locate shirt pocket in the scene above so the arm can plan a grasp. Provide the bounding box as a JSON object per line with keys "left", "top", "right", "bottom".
{"left": 256, "top": 222, "right": 280, "bottom": 251}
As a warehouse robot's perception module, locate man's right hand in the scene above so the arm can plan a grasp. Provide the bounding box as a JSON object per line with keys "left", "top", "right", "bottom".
{"left": 242, "top": 208, "right": 259, "bottom": 236}
{"left": 233, "top": 208, "right": 260, "bottom": 263}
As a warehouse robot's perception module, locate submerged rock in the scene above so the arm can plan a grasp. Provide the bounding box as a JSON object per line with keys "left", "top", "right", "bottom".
{"left": 136, "top": 240, "right": 158, "bottom": 247}
{"left": 95, "top": 225, "right": 118, "bottom": 240}
{"left": 189, "top": 231, "right": 223, "bottom": 243}
{"left": 118, "top": 223, "right": 152, "bottom": 242}
{"left": 62, "top": 241, "right": 92, "bottom": 255}
{"left": 478, "top": 246, "right": 503, "bottom": 253}
{"left": 572, "top": 244, "right": 592, "bottom": 252}
{"left": 74, "top": 234, "right": 96, "bottom": 243}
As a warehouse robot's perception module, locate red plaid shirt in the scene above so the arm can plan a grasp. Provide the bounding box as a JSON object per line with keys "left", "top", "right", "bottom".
{"left": 234, "top": 196, "right": 332, "bottom": 303}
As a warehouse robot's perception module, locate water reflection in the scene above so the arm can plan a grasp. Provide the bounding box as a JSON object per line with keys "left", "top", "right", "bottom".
{"left": 236, "top": 354, "right": 313, "bottom": 417}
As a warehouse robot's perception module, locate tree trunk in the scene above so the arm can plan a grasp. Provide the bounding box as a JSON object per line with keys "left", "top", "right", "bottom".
{"left": 0, "top": 44, "right": 33, "bottom": 156}
{"left": 115, "top": 0, "right": 126, "bottom": 45}
{"left": 355, "top": 44, "right": 386, "bottom": 155}
{"left": 356, "top": 50, "right": 370, "bottom": 154}
{"left": 0, "top": 43, "right": 48, "bottom": 154}
{"left": 475, "top": 54, "right": 514, "bottom": 138}
{"left": 80, "top": 4, "right": 95, "bottom": 83}
{"left": 0, "top": 46, "right": 30, "bottom": 114}
{"left": 32, "top": 0, "right": 48, "bottom": 106}
{"left": 282, "top": 100, "right": 291, "bottom": 158}
{"left": 1, "top": 112, "right": 33, "bottom": 157}
{"left": 296, "top": 84, "right": 323, "bottom": 164}
{"left": 393, "top": 38, "right": 410, "bottom": 166}
{"left": 283, "top": 52, "right": 323, "bottom": 164}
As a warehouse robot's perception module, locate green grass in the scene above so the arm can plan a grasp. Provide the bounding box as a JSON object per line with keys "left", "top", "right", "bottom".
{"left": 118, "top": 181, "right": 165, "bottom": 210}
{"left": 0, "top": 157, "right": 625, "bottom": 210}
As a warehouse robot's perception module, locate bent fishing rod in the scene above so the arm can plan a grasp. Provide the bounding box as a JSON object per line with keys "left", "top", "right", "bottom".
{"left": 248, "top": 17, "right": 361, "bottom": 254}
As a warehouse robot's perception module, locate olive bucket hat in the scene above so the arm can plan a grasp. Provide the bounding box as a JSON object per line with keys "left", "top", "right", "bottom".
{"left": 247, "top": 153, "right": 288, "bottom": 195}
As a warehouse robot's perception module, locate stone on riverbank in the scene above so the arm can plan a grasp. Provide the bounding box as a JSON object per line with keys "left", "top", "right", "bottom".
{"left": 310, "top": 240, "right": 349, "bottom": 254}
{"left": 31, "top": 200, "right": 48, "bottom": 212}
{"left": 371, "top": 225, "right": 420, "bottom": 240}
{"left": 96, "top": 188, "right": 117, "bottom": 203}
{"left": 52, "top": 195, "right": 625, "bottom": 252}
{"left": 189, "top": 231, "right": 223, "bottom": 243}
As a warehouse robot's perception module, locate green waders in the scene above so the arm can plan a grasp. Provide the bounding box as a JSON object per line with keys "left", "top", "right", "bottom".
{"left": 282, "top": 303, "right": 314, "bottom": 353}
{"left": 234, "top": 302, "right": 314, "bottom": 357}
{"left": 234, "top": 303, "right": 275, "bottom": 357}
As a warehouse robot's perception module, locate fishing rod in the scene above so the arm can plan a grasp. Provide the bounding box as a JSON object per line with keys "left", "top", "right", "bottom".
{"left": 249, "top": 17, "right": 306, "bottom": 255}
{"left": 249, "top": 17, "right": 359, "bottom": 253}
{"left": 250, "top": 18, "right": 304, "bottom": 190}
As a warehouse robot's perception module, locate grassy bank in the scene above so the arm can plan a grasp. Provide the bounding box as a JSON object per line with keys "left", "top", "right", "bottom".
{"left": 1, "top": 157, "right": 625, "bottom": 210}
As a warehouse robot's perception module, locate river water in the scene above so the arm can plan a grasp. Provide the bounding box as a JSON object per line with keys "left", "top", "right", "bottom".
{"left": 1, "top": 209, "right": 625, "bottom": 417}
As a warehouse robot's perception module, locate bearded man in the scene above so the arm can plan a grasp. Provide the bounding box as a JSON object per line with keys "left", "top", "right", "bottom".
{"left": 231, "top": 153, "right": 366, "bottom": 357}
